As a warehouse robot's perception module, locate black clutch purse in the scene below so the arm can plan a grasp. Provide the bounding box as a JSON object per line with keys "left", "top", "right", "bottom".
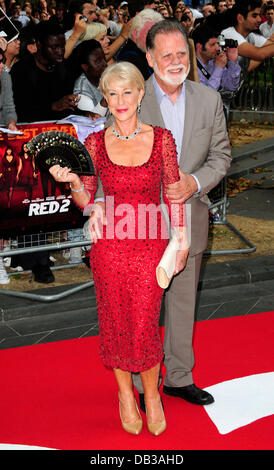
{"left": 25, "top": 131, "right": 95, "bottom": 175}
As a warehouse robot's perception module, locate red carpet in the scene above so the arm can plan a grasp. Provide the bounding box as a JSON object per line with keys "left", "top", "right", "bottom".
{"left": 1, "top": 311, "right": 273, "bottom": 450}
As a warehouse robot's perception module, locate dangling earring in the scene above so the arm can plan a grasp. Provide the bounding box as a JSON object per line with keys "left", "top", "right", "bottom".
{"left": 137, "top": 103, "right": 141, "bottom": 113}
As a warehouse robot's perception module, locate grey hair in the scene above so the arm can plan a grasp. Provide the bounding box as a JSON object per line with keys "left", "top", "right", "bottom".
{"left": 129, "top": 8, "right": 163, "bottom": 39}
{"left": 129, "top": 8, "right": 163, "bottom": 51}
{"left": 146, "top": 19, "right": 189, "bottom": 53}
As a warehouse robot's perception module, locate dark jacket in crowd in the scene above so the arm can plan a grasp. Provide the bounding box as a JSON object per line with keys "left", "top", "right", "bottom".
{"left": 116, "top": 38, "right": 153, "bottom": 81}
{"left": 10, "top": 54, "right": 74, "bottom": 123}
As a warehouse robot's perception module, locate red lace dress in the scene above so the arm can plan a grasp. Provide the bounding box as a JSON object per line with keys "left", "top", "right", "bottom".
{"left": 81, "top": 126, "right": 184, "bottom": 372}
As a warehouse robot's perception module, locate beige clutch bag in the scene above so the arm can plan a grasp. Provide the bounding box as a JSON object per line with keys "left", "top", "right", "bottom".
{"left": 156, "top": 235, "right": 180, "bottom": 289}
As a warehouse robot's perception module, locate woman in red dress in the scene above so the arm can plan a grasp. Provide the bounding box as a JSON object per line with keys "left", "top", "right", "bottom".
{"left": 50, "top": 62, "right": 187, "bottom": 436}
{"left": 17, "top": 142, "right": 37, "bottom": 199}
{"left": 0, "top": 146, "right": 21, "bottom": 207}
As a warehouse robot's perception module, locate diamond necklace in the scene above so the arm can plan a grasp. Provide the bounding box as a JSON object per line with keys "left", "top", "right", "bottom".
{"left": 112, "top": 120, "right": 141, "bottom": 140}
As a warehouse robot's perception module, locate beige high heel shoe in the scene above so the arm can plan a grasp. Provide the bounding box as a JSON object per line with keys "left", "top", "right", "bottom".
{"left": 118, "top": 394, "right": 143, "bottom": 435}
{"left": 146, "top": 397, "right": 167, "bottom": 436}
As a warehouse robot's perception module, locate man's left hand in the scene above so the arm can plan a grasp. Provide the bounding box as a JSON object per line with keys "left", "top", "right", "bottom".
{"left": 51, "top": 94, "right": 79, "bottom": 112}
{"left": 166, "top": 170, "right": 198, "bottom": 203}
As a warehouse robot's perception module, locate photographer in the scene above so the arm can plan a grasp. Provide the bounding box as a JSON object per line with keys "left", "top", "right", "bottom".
{"left": 193, "top": 25, "right": 241, "bottom": 91}
{"left": 63, "top": 0, "right": 97, "bottom": 58}
{"left": 201, "top": 3, "right": 216, "bottom": 17}
{"left": 214, "top": 1, "right": 228, "bottom": 14}
{"left": 193, "top": 25, "right": 241, "bottom": 118}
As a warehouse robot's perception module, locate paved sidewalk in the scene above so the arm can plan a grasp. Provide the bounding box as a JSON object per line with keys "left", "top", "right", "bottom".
{"left": 0, "top": 254, "right": 273, "bottom": 350}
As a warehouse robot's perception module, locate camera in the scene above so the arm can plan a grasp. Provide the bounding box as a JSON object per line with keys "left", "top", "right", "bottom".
{"left": 181, "top": 13, "right": 191, "bottom": 21}
{"left": 218, "top": 34, "right": 238, "bottom": 51}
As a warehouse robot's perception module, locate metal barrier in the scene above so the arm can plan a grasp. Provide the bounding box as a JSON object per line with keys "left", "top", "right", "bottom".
{"left": 203, "top": 60, "right": 273, "bottom": 256}
{"left": 0, "top": 195, "right": 257, "bottom": 303}
{"left": 211, "top": 59, "right": 274, "bottom": 255}
{"left": 231, "top": 58, "right": 274, "bottom": 112}
{"left": 205, "top": 178, "right": 256, "bottom": 255}
{"left": 0, "top": 230, "right": 94, "bottom": 302}
{"left": 0, "top": 180, "right": 257, "bottom": 305}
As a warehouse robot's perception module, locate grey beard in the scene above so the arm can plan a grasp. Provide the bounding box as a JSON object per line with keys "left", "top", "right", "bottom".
{"left": 153, "top": 61, "right": 190, "bottom": 86}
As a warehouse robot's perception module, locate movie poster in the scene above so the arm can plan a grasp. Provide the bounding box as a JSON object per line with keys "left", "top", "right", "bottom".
{"left": 0, "top": 123, "right": 87, "bottom": 238}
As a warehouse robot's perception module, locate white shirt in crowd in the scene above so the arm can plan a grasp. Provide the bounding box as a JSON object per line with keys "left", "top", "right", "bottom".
{"left": 221, "top": 26, "right": 267, "bottom": 70}
{"left": 259, "top": 21, "right": 274, "bottom": 39}
{"left": 190, "top": 8, "right": 203, "bottom": 19}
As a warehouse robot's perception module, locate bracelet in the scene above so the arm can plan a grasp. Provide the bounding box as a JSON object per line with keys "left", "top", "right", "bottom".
{"left": 70, "top": 182, "right": 85, "bottom": 193}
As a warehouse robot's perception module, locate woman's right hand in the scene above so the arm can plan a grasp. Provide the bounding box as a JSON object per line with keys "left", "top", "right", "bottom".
{"left": 173, "top": 226, "right": 189, "bottom": 275}
{"left": 174, "top": 248, "right": 188, "bottom": 276}
{"left": 120, "top": 18, "right": 133, "bottom": 39}
{"left": 88, "top": 201, "right": 107, "bottom": 244}
{"left": 49, "top": 164, "right": 79, "bottom": 185}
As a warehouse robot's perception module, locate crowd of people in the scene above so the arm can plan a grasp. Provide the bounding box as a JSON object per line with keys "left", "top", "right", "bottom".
{"left": 0, "top": 0, "right": 272, "bottom": 125}
{"left": 0, "top": 0, "right": 273, "bottom": 437}
{"left": 0, "top": 0, "right": 272, "bottom": 130}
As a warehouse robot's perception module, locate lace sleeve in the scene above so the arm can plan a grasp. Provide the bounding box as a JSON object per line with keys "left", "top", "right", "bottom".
{"left": 78, "top": 132, "right": 98, "bottom": 207}
{"left": 161, "top": 129, "right": 185, "bottom": 227}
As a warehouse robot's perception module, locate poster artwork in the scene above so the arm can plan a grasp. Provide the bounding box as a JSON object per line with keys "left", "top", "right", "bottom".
{"left": 0, "top": 123, "right": 86, "bottom": 237}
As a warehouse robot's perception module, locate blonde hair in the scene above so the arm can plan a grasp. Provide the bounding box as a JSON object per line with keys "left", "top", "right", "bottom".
{"left": 99, "top": 62, "right": 145, "bottom": 96}
{"left": 79, "top": 22, "right": 107, "bottom": 42}
{"left": 98, "top": 9, "right": 109, "bottom": 18}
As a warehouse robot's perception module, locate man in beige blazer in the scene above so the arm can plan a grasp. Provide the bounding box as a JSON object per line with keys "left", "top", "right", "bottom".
{"left": 132, "top": 20, "right": 232, "bottom": 410}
